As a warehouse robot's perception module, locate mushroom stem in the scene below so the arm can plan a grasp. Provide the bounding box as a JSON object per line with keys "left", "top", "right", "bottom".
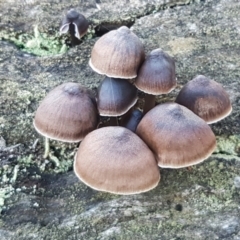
{"left": 116, "top": 117, "right": 119, "bottom": 126}
{"left": 69, "top": 24, "right": 81, "bottom": 46}
{"left": 43, "top": 137, "right": 50, "bottom": 159}
{"left": 109, "top": 117, "right": 119, "bottom": 126}
{"left": 121, "top": 108, "right": 143, "bottom": 132}
{"left": 120, "top": 107, "right": 133, "bottom": 125}
{"left": 143, "top": 94, "right": 156, "bottom": 115}
{"left": 98, "top": 116, "right": 119, "bottom": 128}
{"left": 187, "top": 166, "right": 192, "bottom": 171}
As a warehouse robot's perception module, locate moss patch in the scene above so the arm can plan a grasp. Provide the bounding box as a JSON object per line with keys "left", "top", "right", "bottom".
{"left": 1, "top": 25, "right": 68, "bottom": 56}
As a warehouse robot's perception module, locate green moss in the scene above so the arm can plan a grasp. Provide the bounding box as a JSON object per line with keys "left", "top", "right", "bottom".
{"left": 1, "top": 25, "right": 68, "bottom": 56}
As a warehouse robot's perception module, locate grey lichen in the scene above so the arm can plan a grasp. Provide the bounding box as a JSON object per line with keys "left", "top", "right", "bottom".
{"left": 214, "top": 135, "right": 240, "bottom": 157}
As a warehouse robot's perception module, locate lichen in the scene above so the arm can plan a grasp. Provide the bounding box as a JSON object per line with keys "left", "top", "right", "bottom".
{"left": 0, "top": 187, "right": 14, "bottom": 213}
{"left": 0, "top": 164, "right": 16, "bottom": 213}
{"left": 214, "top": 135, "right": 240, "bottom": 156}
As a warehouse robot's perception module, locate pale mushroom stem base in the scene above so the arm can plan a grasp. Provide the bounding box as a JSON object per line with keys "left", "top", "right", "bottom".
{"left": 43, "top": 137, "right": 50, "bottom": 159}
{"left": 143, "top": 94, "right": 156, "bottom": 115}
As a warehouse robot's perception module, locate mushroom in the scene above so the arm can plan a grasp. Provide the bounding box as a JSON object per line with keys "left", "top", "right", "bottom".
{"left": 134, "top": 48, "right": 176, "bottom": 114}
{"left": 136, "top": 102, "right": 216, "bottom": 168}
{"left": 74, "top": 126, "right": 160, "bottom": 194}
{"left": 89, "top": 26, "right": 145, "bottom": 79}
{"left": 33, "top": 82, "right": 99, "bottom": 157}
{"left": 97, "top": 77, "right": 138, "bottom": 125}
{"left": 60, "top": 9, "right": 89, "bottom": 45}
{"left": 175, "top": 75, "right": 232, "bottom": 124}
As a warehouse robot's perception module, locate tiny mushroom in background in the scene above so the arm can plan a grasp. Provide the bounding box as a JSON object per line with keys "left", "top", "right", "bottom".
{"left": 97, "top": 77, "right": 138, "bottom": 125}
{"left": 134, "top": 48, "right": 176, "bottom": 114}
{"left": 175, "top": 75, "right": 232, "bottom": 124}
{"left": 136, "top": 102, "right": 216, "bottom": 168}
{"left": 33, "top": 82, "right": 99, "bottom": 157}
{"left": 60, "top": 9, "right": 89, "bottom": 45}
{"left": 74, "top": 126, "right": 160, "bottom": 195}
{"left": 89, "top": 26, "right": 145, "bottom": 79}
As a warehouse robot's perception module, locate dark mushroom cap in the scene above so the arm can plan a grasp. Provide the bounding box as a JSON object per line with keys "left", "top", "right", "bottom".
{"left": 97, "top": 77, "right": 138, "bottom": 116}
{"left": 33, "top": 82, "right": 99, "bottom": 142}
{"left": 60, "top": 9, "right": 89, "bottom": 39}
{"left": 134, "top": 48, "right": 176, "bottom": 95}
{"left": 74, "top": 126, "right": 160, "bottom": 195}
{"left": 136, "top": 102, "right": 216, "bottom": 168}
{"left": 89, "top": 26, "right": 145, "bottom": 79}
{"left": 175, "top": 75, "right": 232, "bottom": 124}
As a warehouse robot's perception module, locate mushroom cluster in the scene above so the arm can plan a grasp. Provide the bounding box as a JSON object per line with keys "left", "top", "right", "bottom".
{"left": 90, "top": 26, "right": 146, "bottom": 128}
{"left": 33, "top": 22, "right": 232, "bottom": 195}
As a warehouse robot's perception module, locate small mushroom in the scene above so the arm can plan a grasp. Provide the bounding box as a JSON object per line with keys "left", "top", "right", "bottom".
{"left": 89, "top": 26, "right": 145, "bottom": 79}
{"left": 33, "top": 82, "right": 99, "bottom": 157}
{"left": 175, "top": 75, "right": 232, "bottom": 124}
{"left": 136, "top": 102, "right": 216, "bottom": 168}
{"left": 60, "top": 9, "right": 89, "bottom": 42}
{"left": 74, "top": 126, "right": 160, "bottom": 195}
{"left": 134, "top": 48, "right": 176, "bottom": 114}
{"left": 97, "top": 77, "right": 138, "bottom": 117}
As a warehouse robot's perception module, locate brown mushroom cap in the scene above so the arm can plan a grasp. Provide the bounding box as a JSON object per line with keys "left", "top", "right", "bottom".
{"left": 33, "top": 82, "right": 99, "bottom": 142}
{"left": 136, "top": 102, "right": 216, "bottom": 168}
{"left": 175, "top": 75, "right": 232, "bottom": 124}
{"left": 89, "top": 26, "right": 145, "bottom": 79}
{"left": 134, "top": 48, "right": 176, "bottom": 95}
{"left": 74, "top": 126, "right": 160, "bottom": 195}
{"left": 97, "top": 77, "right": 138, "bottom": 116}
